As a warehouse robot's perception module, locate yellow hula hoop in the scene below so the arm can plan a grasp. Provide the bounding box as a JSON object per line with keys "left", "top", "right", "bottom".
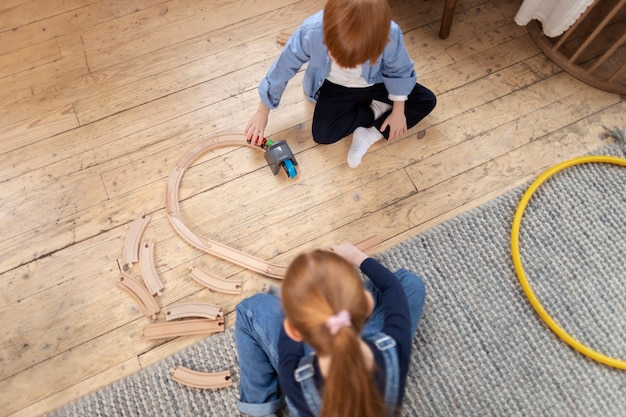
{"left": 511, "top": 154, "right": 626, "bottom": 370}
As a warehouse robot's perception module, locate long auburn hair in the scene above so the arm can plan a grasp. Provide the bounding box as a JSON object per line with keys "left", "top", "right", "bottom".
{"left": 323, "top": 0, "right": 392, "bottom": 68}
{"left": 282, "top": 250, "right": 387, "bottom": 417}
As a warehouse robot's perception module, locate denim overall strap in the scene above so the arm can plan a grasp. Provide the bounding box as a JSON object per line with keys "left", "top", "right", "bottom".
{"left": 369, "top": 332, "right": 400, "bottom": 414}
{"left": 294, "top": 353, "right": 322, "bottom": 415}
{"left": 294, "top": 334, "right": 400, "bottom": 416}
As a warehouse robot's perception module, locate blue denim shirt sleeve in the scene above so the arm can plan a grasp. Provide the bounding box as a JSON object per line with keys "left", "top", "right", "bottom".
{"left": 259, "top": 12, "right": 417, "bottom": 109}
{"left": 375, "top": 21, "right": 417, "bottom": 97}
{"left": 259, "top": 11, "right": 328, "bottom": 109}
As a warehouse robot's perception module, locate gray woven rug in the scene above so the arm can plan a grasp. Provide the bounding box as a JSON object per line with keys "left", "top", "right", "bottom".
{"left": 48, "top": 142, "right": 626, "bottom": 417}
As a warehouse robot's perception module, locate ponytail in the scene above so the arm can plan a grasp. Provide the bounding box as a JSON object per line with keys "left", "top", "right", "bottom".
{"left": 321, "top": 327, "right": 386, "bottom": 417}
{"left": 283, "top": 250, "right": 387, "bottom": 417}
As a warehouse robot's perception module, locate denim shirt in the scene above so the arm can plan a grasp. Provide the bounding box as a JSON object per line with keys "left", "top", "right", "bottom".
{"left": 259, "top": 10, "right": 417, "bottom": 109}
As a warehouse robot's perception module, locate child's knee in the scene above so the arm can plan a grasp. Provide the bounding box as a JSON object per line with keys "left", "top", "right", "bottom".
{"left": 312, "top": 124, "right": 341, "bottom": 144}
{"left": 426, "top": 92, "right": 437, "bottom": 112}
{"left": 410, "top": 85, "right": 437, "bottom": 112}
{"left": 236, "top": 293, "right": 270, "bottom": 316}
{"left": 395, "top": 269, "right": 426, "bottom": 300}
{"left": 312, "top": 132, "right": 334, "bottom": 145}
{"left": 236, "top": 293, "right": 284, "bottom": 329}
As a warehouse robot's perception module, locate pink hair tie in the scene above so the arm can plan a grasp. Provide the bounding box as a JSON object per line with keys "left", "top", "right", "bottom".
{"left": 325, "top": 310, "right": 351, "bottom": 335}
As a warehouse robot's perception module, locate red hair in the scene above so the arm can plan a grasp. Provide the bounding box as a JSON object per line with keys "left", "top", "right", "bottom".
{"left": 323, "top": 0, "right": 392, "bottom": 68}
{"left": 282, "top": 250, "right": 387, "bottom": 417}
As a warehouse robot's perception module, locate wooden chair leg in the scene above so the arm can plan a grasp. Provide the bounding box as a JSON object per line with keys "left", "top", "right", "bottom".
{"left": 439, "top": 0, "right": 457, "bottom": 39}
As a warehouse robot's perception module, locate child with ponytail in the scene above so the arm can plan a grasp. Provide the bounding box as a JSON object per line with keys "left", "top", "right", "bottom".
{"left": 235, "top": 242, "right": 426, "bottom": 416}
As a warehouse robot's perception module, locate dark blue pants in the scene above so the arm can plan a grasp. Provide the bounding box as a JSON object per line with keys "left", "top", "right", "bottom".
{"left": 311, "top": 81, "right": 436, "bottom": 144}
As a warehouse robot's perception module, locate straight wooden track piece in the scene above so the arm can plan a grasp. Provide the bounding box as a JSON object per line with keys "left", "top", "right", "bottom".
{"left": 165, "top": 302, "right": 222, "bottom": 321}
{"left": 143, "top": 318, "right": 224, "bottom": 340}
{"left": 190, "top": 266, "right": 242, "bottom": 294}
{"left": 139, "top": 240, "right": 165, "bottom": 296}
{"left": 170, "top": 366, "right": 232, "bottom": 389}
{"left": 122, "top": 211, "right": 151, "bottom": 271}
{"left": 116, "top": 273, "right": 159, "bottom": 320}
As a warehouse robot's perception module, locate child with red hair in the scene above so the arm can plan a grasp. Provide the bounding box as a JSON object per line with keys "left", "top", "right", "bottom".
{"left": 235, "top": 242, "right": 426, "bottom": 416}
{"left": 245, "top": 0, "right": 436, "bottom": 168}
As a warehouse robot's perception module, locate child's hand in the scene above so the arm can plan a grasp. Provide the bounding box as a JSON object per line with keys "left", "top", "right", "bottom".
{"left": 245, "top": 102, "right": 270, "bottom": 144}
{"left": 380, "top": 101, "right": 407, "bottom": 141}
{"left": 329, "top": 242, "right": 368, "bottom": 267}
{"left": 380, "top": 110, "right": 407, "bottom": 141}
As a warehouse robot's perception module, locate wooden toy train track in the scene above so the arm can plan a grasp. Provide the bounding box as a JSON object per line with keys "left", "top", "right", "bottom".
{"left": 165, "top": 133, "right": 380, "bottom": 278}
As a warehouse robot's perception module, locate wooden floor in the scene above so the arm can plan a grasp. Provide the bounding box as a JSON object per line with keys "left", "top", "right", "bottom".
{"left": 1, "top": 0, "right": 623, "bottom": 415}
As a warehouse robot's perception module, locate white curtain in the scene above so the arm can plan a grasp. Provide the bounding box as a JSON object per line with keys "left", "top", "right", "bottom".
{"left": 514, "top": 0, "right": 596, "bottom": 37}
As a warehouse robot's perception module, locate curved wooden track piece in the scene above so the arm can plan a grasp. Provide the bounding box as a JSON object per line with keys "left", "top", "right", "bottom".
{"left": 168, "top": 214, "right": 288, "bottom": 277}
{"left": 143, "top": 318, "right": 224, "bottom": 340}
{"left": 165, "top": 134, "right": 288, "bottom": 278}
{"left": 122, "top": 212, "right": 151, "bottom": 271}
{"left": 165, "top": 302, "right": 222, "bottom": 321}
{"left": 171, "top": 366, "right": 232, "bottom": 389}
{"left": 165, "top": 133, "right": 380, "bottom": 280}
{"left": 139, "top": 240, "right": 165, "bottom": 296}
{"left": 117, "top": 273, "right": 159, "bottom": 320}
{"left": 190, "top": 266, "right": 242, "bottom": 294}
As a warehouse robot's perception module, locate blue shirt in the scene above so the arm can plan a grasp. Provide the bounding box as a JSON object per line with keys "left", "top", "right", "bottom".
{"left": 259, "top": 10, "right": 417, "bottom": 109}
{"left": 277, "top": 258, "right": 413, "bottom": 417}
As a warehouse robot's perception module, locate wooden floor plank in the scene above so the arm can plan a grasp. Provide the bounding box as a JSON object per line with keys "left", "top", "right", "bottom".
{"left": 0, "top": 61, "right": 261, "bottom": 184}
{"left": 0, "top": 58, "right": 87, "bottom": 127}
{"left": 0, "top": 0, "right": 32, "bottom": 14}
{"left": 0, "top": 105, "right": 77, "bottom": 156}
{"left": 0, "top": 0, "right": 516, "bottom": 179}
{"left": 0, "top": 169, "right": 108, "bottom": 241}
{"left": 71, "top": 2, "right": 315, "bottom": 124}
{"left": 0, "top": 0, "right": 170, "bottom": 55}
{"left": 0, "top": 0, "right": 101, "bottom": 32}
{"left": 1, "top": 0, "right": 303, "bottom": 124}
{"left": 8, "top": 357, "right": 142, "bottom": 417}
{"left": 0, "top": 316, "right": 151, "bottom": 416}
{"left": 404, "top": 75, "right": 621, "bottom": 189}
{"left": 79, "top": 0, "right": 290, "bottom": 72}
{"left": 0, "top": 39, "right": 62, "bottom": 79}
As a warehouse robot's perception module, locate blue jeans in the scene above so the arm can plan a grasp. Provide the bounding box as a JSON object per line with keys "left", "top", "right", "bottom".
{"left": 235, "top": 269, "right": 426, "bottom": 417}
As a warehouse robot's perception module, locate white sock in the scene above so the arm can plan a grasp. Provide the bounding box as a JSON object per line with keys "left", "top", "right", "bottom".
{"left": 370, "top": 100, "right": 392, "bottom": 120}
{"left": 347, "top": 126, "right": 383, "bottom": 168}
